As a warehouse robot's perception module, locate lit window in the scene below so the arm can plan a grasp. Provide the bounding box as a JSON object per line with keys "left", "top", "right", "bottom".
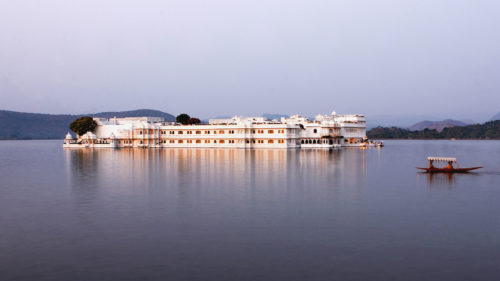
{"left": 268, "top": 130, "right": 274, "bottom": 134}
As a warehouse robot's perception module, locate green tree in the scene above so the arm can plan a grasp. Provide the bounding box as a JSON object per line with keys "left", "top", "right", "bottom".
{"left": 187, "top": 117, "right": 201, "bottom": 125}
{"left": 70, "top": 116, "right": 97, "bottom": 136}
{"left": 176, "top": 113, "right": 191, "bottom": 125}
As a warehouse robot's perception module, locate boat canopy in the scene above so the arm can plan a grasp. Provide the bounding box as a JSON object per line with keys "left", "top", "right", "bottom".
{"left": 427, "top": 157, "right": 456, "bottom": 162}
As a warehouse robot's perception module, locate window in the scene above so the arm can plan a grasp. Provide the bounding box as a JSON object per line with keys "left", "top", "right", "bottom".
{"left": 219, "top": 130, "right": 225, "bottom": 134}
{"left": 196, "top": 131, "right": 201, "bottom": 134}
{"left": 205, "top": 140, "right": 210, "bottom": 143}
{"left": 196, "top": 140, "right": 201, "bottom": 143}
{"left": 268, "top": 140, "right": 274, "bottom": 144}
{"left": 313, "top": 129, "right": 317, "bottom": 133}
{"left": 278, "top": 129, "right": 285, "bottom": 134}
{"left": 187, "top": 140, "right": 192, "bottom": 143}
{"left": 220, "top": 140, "right": 225, "bottom": 143}
{"left": 252, "top": 140, "right": 256, "bottom": 143}
{"left": 251, "top": 130, "right": 256, "bottom": 134}
{"left": 205, "top": 131, "right": 210, "bottom": 134}
{"left": 214, "top": 131, "right": 217, "bottom": 134}
{"left": 170, "top": 131, "right": 175, "bottom": 134}
{"left": 170, "top": 140, "right": 175, "bottom": 143}
{"left": 178, "top": 131, "right": 183, "bottom": 135}
{"left": 246, "top": 140, "right": 250, "bottom": 143}
{"left": 139, "top": 131, "right": 143, "bottom": 135}
{"left": 268, "top": 130, "right": 274, "bottom": 134}
{"left": 257, "top": 130, "right": 264, "bottom": 134}
{"left": 187, "top": 131, "right": 192, "bottom": 134}
{"left": 178, "top": 140, "right": 183, "bottom": 143}
{"left": 228, "top": 130, "right": 235, "bottom": 134}
{"left": 229, "top": 140, "right": 235, "bottom": 144}
{"left": 278, "top": 140, "right": 284, "bottom": 143}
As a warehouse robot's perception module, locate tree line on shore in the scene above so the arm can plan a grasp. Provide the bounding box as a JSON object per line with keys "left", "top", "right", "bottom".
{"left": 367, "top": 120, "right": 500, "bottom": 139}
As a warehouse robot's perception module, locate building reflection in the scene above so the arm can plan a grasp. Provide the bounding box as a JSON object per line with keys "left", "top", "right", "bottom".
{"left": 65, "top": 148, "right": 369, "bottom": 209}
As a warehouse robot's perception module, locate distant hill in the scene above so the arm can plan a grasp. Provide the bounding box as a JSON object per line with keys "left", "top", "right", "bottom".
{"left": 490, "top": 112, "right": 500, "bottom": 121}
{"left": 408, "top": 119, "right": 468, "bottom": 132}
{"left": 0, "top": 109, "right": 175, "bottom": 140}
{"left": 262, "top": 113, "right": 289, "bottom": 120}
{"left": 368, "top": 120, "right": 500, "bottom": 139}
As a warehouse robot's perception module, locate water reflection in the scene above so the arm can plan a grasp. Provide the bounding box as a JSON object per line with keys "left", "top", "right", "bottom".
{"left": 65, "top": 148, "right": 368, "bottom": 207}
{"left": 417, "top": 172, "right": 482, "bottom": 189}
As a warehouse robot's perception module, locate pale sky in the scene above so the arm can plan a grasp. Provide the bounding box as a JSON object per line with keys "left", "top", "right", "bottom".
{"left": 1, "top": 0, "right": 499, "bottom": 123}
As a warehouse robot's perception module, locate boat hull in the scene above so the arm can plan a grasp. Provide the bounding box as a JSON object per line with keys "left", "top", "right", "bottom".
{"left": 416, "top": 167, "right": 482, "bottom": 173}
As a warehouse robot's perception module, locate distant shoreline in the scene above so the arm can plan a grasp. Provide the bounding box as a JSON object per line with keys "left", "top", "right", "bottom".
{"left": 367, "top": 120, "right": 500, "bottom": 140}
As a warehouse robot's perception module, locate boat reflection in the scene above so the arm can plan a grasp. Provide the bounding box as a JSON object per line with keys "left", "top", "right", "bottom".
{"left": 419, "top": 171, "right": 481, "bottom": 189}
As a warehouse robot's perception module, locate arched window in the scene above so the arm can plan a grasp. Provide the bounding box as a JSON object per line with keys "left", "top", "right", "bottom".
{"left": 313, "top": 129, "right": 317, "bottom": 133}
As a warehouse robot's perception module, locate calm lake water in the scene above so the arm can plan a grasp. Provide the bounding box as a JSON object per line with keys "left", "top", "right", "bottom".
{"left": 1, "top": 140, "right": 500, "bottom": 281}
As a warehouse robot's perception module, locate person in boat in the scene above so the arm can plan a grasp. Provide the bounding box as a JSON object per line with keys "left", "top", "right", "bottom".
{"left": 446, "top": 161, "right": 454, "bottom": 170}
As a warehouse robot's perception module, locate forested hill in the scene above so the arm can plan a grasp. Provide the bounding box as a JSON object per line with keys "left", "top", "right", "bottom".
{"left": 368, "top": 120, "right": 500, "bottom": 140}
{"left": 0, "top": 109, "right": 175, "bottom": 140}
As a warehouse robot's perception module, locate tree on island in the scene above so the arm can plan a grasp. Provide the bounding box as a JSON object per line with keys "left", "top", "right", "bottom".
{"left": 187, "top": 118, "right": 201, "bottom": 125}
{"left": 176, "top": 113, "right": 191, "bottom": 125}
{"left": 70, "top": 116, "right": 97, "bottom": 136}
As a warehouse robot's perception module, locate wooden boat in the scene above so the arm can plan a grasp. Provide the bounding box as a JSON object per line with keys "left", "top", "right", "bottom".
{"left": 417, "top": 157, "right": 482, "bottom": 173}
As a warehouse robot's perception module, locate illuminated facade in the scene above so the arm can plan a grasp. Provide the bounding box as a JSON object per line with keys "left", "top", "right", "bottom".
{"left": 63, "top": 112, "right": 368, "bottom": 148}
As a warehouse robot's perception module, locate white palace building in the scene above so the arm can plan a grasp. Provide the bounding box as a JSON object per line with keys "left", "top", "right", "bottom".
{"left": 63, "top": 111, "right": 374, "bottom": 149}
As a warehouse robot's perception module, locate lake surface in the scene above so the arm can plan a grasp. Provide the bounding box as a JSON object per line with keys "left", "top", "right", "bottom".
{"left": 1, "top": 140, "right": 500, "bottom": 281}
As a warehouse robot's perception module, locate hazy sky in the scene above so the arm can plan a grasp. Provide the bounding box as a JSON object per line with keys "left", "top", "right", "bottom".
{"left": 1, "top": 0, "right": 499, "bottom": 121}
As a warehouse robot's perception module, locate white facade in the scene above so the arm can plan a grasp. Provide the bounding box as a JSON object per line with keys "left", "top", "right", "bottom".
{"left": 63, "top": 111, "right": 369, "bottom": 149}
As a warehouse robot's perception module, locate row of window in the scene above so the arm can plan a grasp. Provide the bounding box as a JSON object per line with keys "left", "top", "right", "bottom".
{"left": 123, "top": 139, "right": 342, "bottom": 145}
{"left": 147, "top": 129, "right": 289, "bottom": 135}
{"left": 124, "top": 139, "right": 290, "bottom": 145}
{"left": 301, "top": 139, "right": 337, "bottom": 144}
